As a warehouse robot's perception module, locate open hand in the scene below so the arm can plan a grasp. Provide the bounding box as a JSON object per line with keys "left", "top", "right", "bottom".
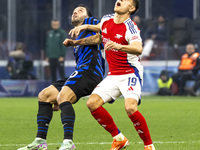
{"left": 104, "top": 41, "right": 121, "bottom": 51}
{"left": 69, "top": 25, "right": 88, "bottom": 38}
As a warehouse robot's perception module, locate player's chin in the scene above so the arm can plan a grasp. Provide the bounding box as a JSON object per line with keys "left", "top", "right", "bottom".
{"left": 114, "top": 7, "right": 118, "bottom": 12}
{"left": 114, "top": 8, "right": 122, "bottom": 14}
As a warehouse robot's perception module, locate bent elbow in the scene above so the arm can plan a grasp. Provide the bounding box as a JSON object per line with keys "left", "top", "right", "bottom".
{"left": 136, "top": 46, "right": 143, "bottom": 55}
{"left": 130, "top": 42, "right": 143, "bottom": 55}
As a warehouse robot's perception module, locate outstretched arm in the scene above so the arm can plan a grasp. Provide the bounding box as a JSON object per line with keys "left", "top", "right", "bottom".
{"left": 69, "top": 23, "right": 101, "bottom": 38}
{"left": 63, "top": 33, "right": 102, "bottom": 47}
{"left": 105, "top": 41, "right": 143, "bottom": 55}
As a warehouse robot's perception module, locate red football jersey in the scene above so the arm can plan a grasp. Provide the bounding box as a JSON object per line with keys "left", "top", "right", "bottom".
{"left": 100, "top": 14, "right": 143, "bottom": 77}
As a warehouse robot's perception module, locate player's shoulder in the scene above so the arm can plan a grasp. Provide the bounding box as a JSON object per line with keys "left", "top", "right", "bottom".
{"left": 100, "top": 13, "right": 114, "bottom": 25}
{"left": 124, "top": 18, "right": 137, "bottom": 27}
{"left": 102, "top": 13, "right": 115, "bottom": 20}
{"left": 83, "top": 17, "right": 100, "bottom": 25}
{"left": 124, "top": 18, "right": 140, "bottom": 34}
{"left": 103, "top": 14, "right": 115, "bottom": 18}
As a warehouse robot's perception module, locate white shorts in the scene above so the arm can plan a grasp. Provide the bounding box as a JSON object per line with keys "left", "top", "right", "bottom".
{"left": 92, "top": 73, "right": 142, "bottom": 103}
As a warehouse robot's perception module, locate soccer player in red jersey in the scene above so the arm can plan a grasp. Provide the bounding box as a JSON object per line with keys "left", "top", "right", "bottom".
{"left": 64, "top": 0, "right": 156, "bottom": 150}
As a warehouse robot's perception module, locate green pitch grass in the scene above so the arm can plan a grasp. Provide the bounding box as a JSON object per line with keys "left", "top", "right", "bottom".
{"left": 0, "top": 96, "right": 200, "bottom": 150}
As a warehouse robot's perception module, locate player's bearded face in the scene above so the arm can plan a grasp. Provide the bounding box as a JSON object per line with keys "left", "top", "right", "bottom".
{"left": 114, "top": 0, "right": 133, "bottom": 14}
{"left": 71, "top": 7, "right": 88, "bottom": 26}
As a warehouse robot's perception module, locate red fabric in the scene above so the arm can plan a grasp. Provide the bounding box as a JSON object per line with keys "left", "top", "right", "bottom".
{"left": 101, "top": 16, "right": 142, "bottom": 75}
{"left": 91, "top": 106, "right": 120, "bottom": 137}
{"left": 129, "top": 110, "right": 153, "bottom": 145}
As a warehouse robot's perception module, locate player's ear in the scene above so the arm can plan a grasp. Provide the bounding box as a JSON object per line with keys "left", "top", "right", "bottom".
{"left": 129, "top": 6, "right": 135, "bottom": 14}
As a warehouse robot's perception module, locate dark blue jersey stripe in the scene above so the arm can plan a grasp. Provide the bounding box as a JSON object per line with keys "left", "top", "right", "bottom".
{"left": 73, "top": 17, "right": 105, "bottom": 78}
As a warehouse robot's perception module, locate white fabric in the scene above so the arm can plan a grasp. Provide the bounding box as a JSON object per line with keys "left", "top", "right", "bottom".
{"left": 92, "top": 73, "right": 141, "bottom": 103}
{"left": 141, "top": 39, "right": 154, "bottom": 58}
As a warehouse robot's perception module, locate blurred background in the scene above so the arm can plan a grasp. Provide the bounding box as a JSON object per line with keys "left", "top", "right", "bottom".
{"left": 0, "top": 0, "right": 200, "bottom": 96}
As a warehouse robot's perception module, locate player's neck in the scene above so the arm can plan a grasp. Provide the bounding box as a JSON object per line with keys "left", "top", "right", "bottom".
{"left": 74, "top": 21, "right": 84, "bottom": 27}
{"left": 114, "top": 13, "right": 130, "bottom": 24}
{"left": 75, "top": 23, "right": 82, "bottom": 27}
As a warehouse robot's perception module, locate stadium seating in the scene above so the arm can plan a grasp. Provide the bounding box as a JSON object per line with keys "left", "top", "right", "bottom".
{"left": 167, "top": 18, "right": 191, "bottom": 59}
{"left": 191, "top": 19, "right": 200, "bottom": 52}
{"left": 171, "top": 17, "right": 191, "bottom": 46}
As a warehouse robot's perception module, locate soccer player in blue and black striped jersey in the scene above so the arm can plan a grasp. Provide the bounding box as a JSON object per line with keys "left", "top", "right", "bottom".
{"left": 18, "top": 4, "right": 104, "bottom": 150}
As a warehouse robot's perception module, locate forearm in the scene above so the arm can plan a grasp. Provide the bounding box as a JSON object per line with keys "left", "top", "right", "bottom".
{"left": 63, "top": 33, "right": 102, "bottom": 47}
{"left": 77, "top": 33, "right": 102, "bottom": 45}
{"left": 69, "top": 23, "right": 100, "bottom": 38}
{"left": 119, "top": 44, "right": 143, "bottom": 55}
{"left": 85, "top": 24, "right": 100, "bottom": 33}
{"left": 106, "top": 41, "right": 143, "bottom": 55}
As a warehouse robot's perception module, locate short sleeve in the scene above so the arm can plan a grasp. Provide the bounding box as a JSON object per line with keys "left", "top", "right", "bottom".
{"left": 125, "top": 20, "right": 142, "bottom": 45}
{"left": 83, "top": 17, "right": 100, "bottom": 25}
{"left": 100, "top": 14, "right": 114, "bottom": 32}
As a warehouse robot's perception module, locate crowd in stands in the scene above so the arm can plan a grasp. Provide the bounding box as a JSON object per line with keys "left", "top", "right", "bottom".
{"left": 133, "top": 15, "right": 200, "bottom": 60}
{"left": 6, "top": 42, "right": 36, "bottom": 80}
{"left": 1, "top": 15, "right": 200, "bottom": 61}
{"left": 157, "top": 43, "right": 200, "bottom": 96}
{"left": 131, "top": 15, "right": 200, "bottom": 96}
{"left": 1, "top": 15, "right": 200, "bottom": 95}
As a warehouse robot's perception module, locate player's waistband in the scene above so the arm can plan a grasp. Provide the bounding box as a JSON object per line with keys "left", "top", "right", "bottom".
{"left": 107, "top": 69, "right": 135, "bottom": 76}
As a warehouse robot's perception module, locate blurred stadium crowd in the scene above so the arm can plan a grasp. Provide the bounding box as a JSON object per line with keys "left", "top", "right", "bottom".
{"left": 0, "top": 0, "right": 199, "bottom": 60}
{"left": 0, "top": 0, "right": 200, "bottom": 96}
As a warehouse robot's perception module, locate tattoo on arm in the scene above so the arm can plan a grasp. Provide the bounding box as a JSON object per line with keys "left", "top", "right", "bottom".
{"left": 85, "top": 38, "right": 95, "bottom": 45}
{"left": 83, "top": 34, "right": 101, "bottom": 45}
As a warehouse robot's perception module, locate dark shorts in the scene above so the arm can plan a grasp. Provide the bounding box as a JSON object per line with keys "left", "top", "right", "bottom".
{"left": 52, "top": 69, "right": 102, "bottom": 101}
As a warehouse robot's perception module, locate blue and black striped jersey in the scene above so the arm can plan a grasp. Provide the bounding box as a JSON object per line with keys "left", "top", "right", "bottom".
{"left": 74, "top": 17, "right": 105, "bottom": 79}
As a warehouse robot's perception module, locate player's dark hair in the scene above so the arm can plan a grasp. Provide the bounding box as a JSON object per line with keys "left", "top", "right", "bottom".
{"left": 131, "top": 0, "right": 140, "bottom": 15}
{"left": 78, "top": 4, "right": 92, "bottom": 17}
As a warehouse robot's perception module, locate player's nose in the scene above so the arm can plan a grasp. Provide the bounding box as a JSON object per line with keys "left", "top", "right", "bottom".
{"left": 73, "top": 11, "right": 78, "bottom": 16}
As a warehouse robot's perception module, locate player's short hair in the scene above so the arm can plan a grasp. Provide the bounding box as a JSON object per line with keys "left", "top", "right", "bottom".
{"left": 78, "top": 4, "right": 92, "bottom": 17}
{"left": 131, "top": 0, "right": 140, "bottom": 15}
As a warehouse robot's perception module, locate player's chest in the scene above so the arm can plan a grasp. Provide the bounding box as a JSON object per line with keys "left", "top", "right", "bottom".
{"left": 101, "top": 22, "right": 127, "bottom": 45}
